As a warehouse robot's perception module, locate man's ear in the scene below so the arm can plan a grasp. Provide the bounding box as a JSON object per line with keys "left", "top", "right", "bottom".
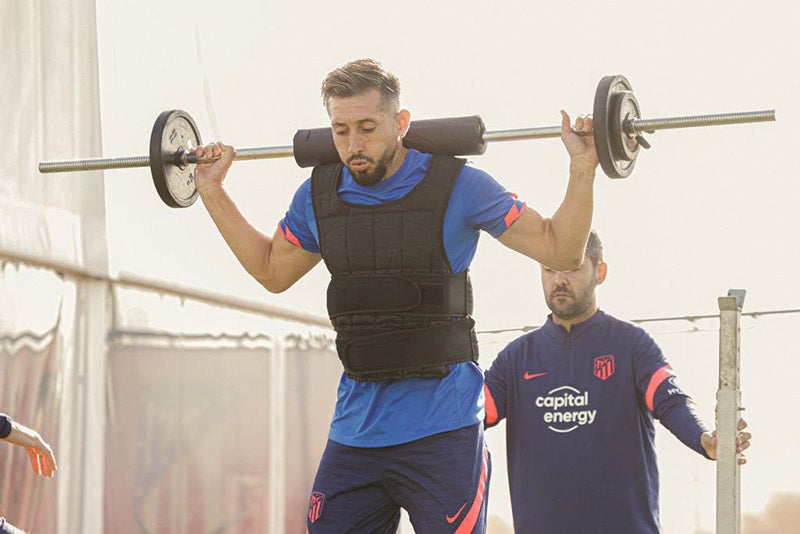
{"left": 396, "top": 109, "right": 411, "bottom": 138}
{"left": 596, "top": 261, "right": 608, "bottom": 285}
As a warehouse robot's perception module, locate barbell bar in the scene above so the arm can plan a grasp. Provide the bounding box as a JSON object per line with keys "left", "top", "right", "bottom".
{"left": 38, "top": 75, "right": 776, "bottom": 208}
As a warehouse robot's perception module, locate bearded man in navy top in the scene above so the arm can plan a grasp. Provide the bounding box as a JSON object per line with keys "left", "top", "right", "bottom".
{"left": 484, "top": 230, "right": 752, "bottom": 533}
{"left": 191, "top": 58, "right": 598, "bottom": 533}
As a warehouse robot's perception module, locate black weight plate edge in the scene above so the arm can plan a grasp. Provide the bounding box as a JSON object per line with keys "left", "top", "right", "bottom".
{"left": 149, "top": 110, "right": 201, "bottom": 208}
{"left": 150, "top": 110, "right": 182, "bottom": 208}
{"left": 593, "top": 75, "right": 629, "bottom": 179}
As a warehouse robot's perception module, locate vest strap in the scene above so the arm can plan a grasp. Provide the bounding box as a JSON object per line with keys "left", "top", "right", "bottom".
{"left": 337, "top": 317, "right": 477, "bottom": 380}
{"left": 327, "top": 271, "right": 470, "bottom": 318}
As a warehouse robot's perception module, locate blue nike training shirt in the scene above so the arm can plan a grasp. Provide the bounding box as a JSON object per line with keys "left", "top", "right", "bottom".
{"left": 280, "top": 150, "right": 526, "bottom": 447}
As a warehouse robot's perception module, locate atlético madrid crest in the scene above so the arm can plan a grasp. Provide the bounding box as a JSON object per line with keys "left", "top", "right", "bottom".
{"left": 308, "top": 492, "right": 326, "bottom": 524}
{"left": 593, "top": 355, "right": 615, "bottom": 381}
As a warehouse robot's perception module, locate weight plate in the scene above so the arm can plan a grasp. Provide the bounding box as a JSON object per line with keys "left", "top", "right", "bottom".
{"left": 609, "top": 91, "right": 642, "bottom": 163}
{"left": 150, "top": 110, "right": 201, "bottom": 208}
{"left": 593, "top": 75, "right": 637, "bottom": 178}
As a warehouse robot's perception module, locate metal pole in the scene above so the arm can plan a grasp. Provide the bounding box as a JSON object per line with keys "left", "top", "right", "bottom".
{"left": 716, "top": 289, "right": 745, "bottom": 534}
{"left": 37, "top": 109, "right": 776, "bottom": 174}
{"left": 0, "top": 247, "right": 332, "bottom": 328}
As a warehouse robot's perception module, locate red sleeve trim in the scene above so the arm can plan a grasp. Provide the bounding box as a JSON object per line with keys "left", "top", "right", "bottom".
{"left": 645, "top": 364, "right": 674, "bottom": 412}
{"left": 279, "top": 222, "right": 301, "bottom": 248}
{"left": 504, "top": 201, "right": 526, "bottom": 228}
{"left": 484, "top": 384, "right": 499, "bottom": 425}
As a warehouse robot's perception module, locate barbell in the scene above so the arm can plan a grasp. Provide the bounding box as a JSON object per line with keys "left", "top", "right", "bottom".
{"left": 38, "top": 75, "right": 775, "bottom": 208}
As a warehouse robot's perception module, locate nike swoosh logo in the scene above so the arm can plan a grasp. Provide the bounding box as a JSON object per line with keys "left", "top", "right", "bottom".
{"left": 446, "top": 501, "right": 468, "bottom": 524}
{"left": 523, "top": 371, "right": 549, "bottom": 380}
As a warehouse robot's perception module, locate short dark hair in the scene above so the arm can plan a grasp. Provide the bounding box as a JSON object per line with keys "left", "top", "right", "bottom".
{"left": 585, "top": 229, "right": 604, "bottom": 268}
{"left": 321, "top": 58, "right": 400, "bottom": 112}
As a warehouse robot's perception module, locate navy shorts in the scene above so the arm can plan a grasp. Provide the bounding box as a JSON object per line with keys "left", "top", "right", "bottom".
{"left": 306, "top": 423, "right": 491, "bottom": 533}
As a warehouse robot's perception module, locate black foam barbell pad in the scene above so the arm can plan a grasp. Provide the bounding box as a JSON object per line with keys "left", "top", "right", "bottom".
{"left": 292, "top": 115, "right": 487, "bottom": 168}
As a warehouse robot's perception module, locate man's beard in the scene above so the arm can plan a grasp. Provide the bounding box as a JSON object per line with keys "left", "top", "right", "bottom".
{"left": 546, "top": 282, "right": 596, "bottom": 321}
{"left": 347, "top": 147, "right": 396, "bottom": 186}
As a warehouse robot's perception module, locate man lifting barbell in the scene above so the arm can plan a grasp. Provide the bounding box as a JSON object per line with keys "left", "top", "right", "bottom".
{"left": 191, "top": 57, "right": 597, "bottom": 533}
{"left": 36, "top": 60, "right": 776, "bottom": 532}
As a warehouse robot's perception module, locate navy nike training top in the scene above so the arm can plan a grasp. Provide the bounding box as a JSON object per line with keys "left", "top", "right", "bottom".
{"left": 484, "top": 310, "right": 710, "bottom": 533}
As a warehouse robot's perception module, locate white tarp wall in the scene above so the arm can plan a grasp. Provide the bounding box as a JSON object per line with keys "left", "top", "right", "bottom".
{"left": 105, "top": 288, "right": 339, "bottom": 534}
{"left": 2, "top": 2, "right": 342, "bottom": 533}
{"left": 1, "top": 1, "right": 109, "bottom": 532}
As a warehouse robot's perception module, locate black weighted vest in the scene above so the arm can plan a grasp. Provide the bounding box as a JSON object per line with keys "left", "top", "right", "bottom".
{"left": 311, "top": 154, "right": 479, "bottom": 381}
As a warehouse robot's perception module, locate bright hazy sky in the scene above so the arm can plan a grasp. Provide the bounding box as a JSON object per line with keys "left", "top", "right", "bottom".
{"left": 95, "top": 1, "right": 799, "bottom": 531}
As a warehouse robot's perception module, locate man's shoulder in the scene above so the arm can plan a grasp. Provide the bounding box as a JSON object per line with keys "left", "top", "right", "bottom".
{"left": 597, "top": 309, "right": 640, "bottom": 329}
{"left": 454, "top": 159, "right": 494, "bottom": 183}
{"left": 417, "top": 152, "right": 494, "bottom": 185}
{"left": 296, "top": 175, "right": 314, "bottom": 196}
{"left": 594, "top": 310, "right": 657, "bottom": 346}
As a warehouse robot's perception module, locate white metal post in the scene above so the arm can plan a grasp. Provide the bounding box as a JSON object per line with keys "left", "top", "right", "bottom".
{"left": 268, "top": 337, "right": 286, "bottom": 533}
{"left": 716, "top": 289, "right": 745, "bottom": 534}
